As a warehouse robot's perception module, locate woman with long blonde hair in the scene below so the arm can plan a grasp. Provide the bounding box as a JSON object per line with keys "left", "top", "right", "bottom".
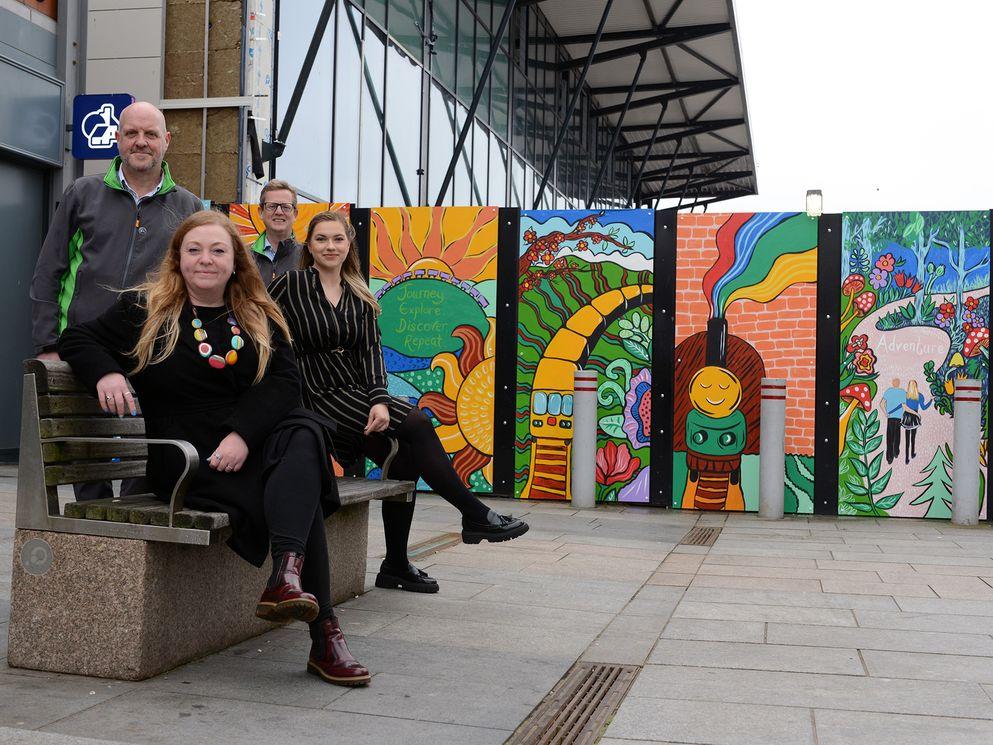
{"left": 902, "top": 379, "right": 932, "bottom": 464}
{"left": 58, "top": 210, "right": 370, "bottom": 686}
{"left": 269, "top": 211, "right": 528, "bottom": 595}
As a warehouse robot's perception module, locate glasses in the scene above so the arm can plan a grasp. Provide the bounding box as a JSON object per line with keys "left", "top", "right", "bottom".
{"left": 262, "top": 202, "right": 296, "bottom": 214}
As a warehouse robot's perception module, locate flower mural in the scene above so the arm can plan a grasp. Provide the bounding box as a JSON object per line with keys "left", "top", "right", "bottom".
{"left": 622, "top": 368, "right": 652, "bottom": 448}
{"left": 595, "top": 441, "right": 641, "bottom": 487}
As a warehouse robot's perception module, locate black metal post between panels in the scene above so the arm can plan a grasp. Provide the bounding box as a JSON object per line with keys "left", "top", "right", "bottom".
{"left": 586, "top": 51, "right": 648, "bottom": 208}
{"left": 626, "top": 102, "right": 668, "bottom": 207}
{"left": 265, "top": 0, "right": 335, "bottom": 161}
{"left": 653, "top": 137, "right": 683, "bottom": 208}
{"left": 434, "top": 0, "right": 517, "bottom": 206}
{"left": 533, "top": 0, "right": 614, "bottom": 209}
{"left": 675, "top": 166, "right": 694, "bottom": 209}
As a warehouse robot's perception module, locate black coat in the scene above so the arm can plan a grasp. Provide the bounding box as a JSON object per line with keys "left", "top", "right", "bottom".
{"left": 57, "top": 293, "right": 340, "bottom": 566}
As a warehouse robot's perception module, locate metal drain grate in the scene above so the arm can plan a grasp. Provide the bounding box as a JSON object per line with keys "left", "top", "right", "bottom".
{"left": 406, "top": 532, "right": 462, "bottom": 561}
{"left": 506, "top": 662, "right": 640, "bottom": 745}
{"left": 679, "top": 526, "right": 722, "bottom": 546}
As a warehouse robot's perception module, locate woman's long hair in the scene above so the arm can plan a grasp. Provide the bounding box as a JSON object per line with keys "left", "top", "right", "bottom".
{"left": 130, "top": 210, "right": 292, "bottom": 383}
{"left": 299, "top": 210, "right": 381, "bottom": 316}
{"left": 906, "top": 380, "right": 919, "bottom": 400}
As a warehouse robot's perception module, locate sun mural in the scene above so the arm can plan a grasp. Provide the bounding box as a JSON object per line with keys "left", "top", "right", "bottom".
{"left": 369, "top": 207, "right": 499, "bottom": 492}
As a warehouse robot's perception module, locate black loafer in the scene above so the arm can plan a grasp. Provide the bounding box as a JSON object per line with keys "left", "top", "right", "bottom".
{"left": 461, "top": 510, "right": 530, "bottom": 544}
{"left": 375, "top": 561, "right": 439, "bottom": 593}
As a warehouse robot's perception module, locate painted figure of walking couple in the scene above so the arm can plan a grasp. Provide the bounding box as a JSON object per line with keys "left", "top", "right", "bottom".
{"left": 881, "top": 378, "right": 931, "bottom": 465}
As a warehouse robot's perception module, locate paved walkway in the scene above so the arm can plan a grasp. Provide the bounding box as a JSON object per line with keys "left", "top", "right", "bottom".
{"left": 3, "top": 467, "right": 993, "bottom": 744}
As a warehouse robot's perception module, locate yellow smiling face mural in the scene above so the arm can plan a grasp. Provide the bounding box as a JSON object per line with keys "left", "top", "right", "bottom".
{"left": 689, "top": 366, "right": 743, "bottom": 418}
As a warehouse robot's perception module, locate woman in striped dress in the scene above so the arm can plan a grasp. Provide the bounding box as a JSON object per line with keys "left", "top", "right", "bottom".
{"left": 269, "top": 211, "right": 528, "bottom": 593}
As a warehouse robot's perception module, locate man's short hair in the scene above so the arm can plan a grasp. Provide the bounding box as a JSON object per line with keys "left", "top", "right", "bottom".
{"left": 260, "top": 179, "right": 298, "bottom": 206}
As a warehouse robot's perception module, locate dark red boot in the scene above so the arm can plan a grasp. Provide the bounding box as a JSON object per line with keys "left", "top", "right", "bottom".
{"left": 255, "top": 552, "right": 320, "bottom": 623}
{"left": 307, "top": 617, "right": 370, "bottom": 686}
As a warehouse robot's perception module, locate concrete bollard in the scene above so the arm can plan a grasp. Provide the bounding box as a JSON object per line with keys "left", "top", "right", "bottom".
{"left": 571, "top": 369, "right": 598, "bottom": 509}
{"left": 759, "top": 378, "right": 787, "bottom": 519}
{"left": 952, "top": 379, "right": 982, "bottom": 526}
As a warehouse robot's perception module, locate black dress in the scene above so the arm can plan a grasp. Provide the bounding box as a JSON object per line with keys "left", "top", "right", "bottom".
{"left": 57, "top": 293, "right": 340, "bottom": 566}
{"left": 268, "top": 269, "right": 413, "bottom": 466}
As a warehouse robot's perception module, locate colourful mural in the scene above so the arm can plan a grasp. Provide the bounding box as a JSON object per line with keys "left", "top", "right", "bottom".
{"left": 839, "top": 211, "right": 990, "bottom": 518}
{"left": 515, "top": 210, "right": 654, "bottom": 502}
{"left": 674, "top": 213, "right": 818, "bottom": 512}
{"left": 368, "top": 207, "right": 499, "bottom": 492}
{"left": 224, "top": 202, "right": 350, "bottom": 247}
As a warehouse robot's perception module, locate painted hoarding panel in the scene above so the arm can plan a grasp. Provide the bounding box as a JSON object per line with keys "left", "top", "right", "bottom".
{"left": 516, "top": 209, "right": 654, "bottom": 503}
{"left": 369, "top": 207, "right": 499, "bottom": 492}
{"left": 673, "top": 212, "right": 819, "bottom": 513}
{"left": 839, "top": 211, "right": 990, "bottom": 518}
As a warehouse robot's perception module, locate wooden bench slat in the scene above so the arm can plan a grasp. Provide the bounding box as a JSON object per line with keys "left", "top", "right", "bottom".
{"left": 337, "top": 477, "right": 415, "bottom": 505}
{"left": 39, "top": 417, "right": 147, "bottom": 438}
{"left": 42, "top": 440, "right": 149, "bottom": 463}
{"left": 45, "top": 461, "right": 147, "bottom": 486}
{"left": 38, "top": 395, "right": 112, "bottom": 417}
{"left": 24, "top": 359, "right": 89, "bottom": 394}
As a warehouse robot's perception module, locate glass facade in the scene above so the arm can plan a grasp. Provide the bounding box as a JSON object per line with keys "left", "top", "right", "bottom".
{"left": 275, "top": 0, "right": 632, "bottom": 208}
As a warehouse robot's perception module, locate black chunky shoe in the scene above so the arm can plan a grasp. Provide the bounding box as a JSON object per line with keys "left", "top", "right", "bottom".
{"left": 375, "top": 561, "right": 439, "bottom": 593}
{"left": 461, "top": 510, "right": 529, "bottom": 544}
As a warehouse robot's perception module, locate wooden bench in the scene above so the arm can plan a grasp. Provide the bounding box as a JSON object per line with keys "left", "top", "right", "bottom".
{"left": 7, "top": 359, "right": 414, "bottom": 681}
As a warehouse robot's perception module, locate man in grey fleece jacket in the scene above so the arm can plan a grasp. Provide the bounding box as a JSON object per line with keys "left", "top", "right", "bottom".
{"left": 31, "top": 101, "right": 202, "bottom": 359}
{"left": 30, "top": 101, "right": 201, "bottom": 500}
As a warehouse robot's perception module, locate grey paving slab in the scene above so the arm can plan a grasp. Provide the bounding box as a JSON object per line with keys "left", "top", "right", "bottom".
{"left": 326, "top": 671, "right": 543, "bottom": 730}
{"left": 0, "top": 670, "right": 133, "bottom": 730}
{"left": 814, "top": 708, "right": 993, "bottom": 745}
{"left": 41, "top": 688, "right": 510, "bottom": 745}
{"left": 605, "top": 697, "right": 815, "bottom": 745}
{"left": 831, "top": 551, "right": 993, "bottom": 566}
{"left": 767, "top": 621, "right": 993, "bottom": 656}
{"left": 703, "top": 554, "right": 819, "bottom": 568}
{"left": 896, "top": 596, "right": 993, "bottom": 616}
{"left": 683, "top": 586, "right": 900, "bottom": 611}
{"left": 371, "top": 613, "right": 599, "bottom": 659}
{"left": 862, "top": 649, "right": 993, "bottom": 684}
{"left": 674, "top": 601, "right": 857, "bottom": 627}
{"left": 0, "top": 728, "right": 124, "bottom": 745}
{"left": 690, "top": 574, "right": 823, "bottom": 592}
{"left": 581, "top": 631, "right": 659, "bottom": 665}
{"left": 818, "top": 578, "right": 936, "bottom": 597}
{"left": 629, "top": 665, "right": 993, "bottom": 719}
{"left": 144, "top": 653, "right": 351, "bottom": 708}
{"left": 660, "top": 618, "right": 765, "bottom": 643}
{"left": 647, "top": 639, "right": 864, "bottom": 675}
{"left": 854, "top": 608, "right": 993, "bottom": 634}
{"left": 696, "top": 563, "right": 880, "bottom": 582}
{"left": 708, "top": 545, "right": 835, "bottom": 559}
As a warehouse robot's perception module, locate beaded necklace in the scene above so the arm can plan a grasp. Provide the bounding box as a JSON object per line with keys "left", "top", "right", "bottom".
{"left": 191, "top": 306, "right": 244, "bottom": 369}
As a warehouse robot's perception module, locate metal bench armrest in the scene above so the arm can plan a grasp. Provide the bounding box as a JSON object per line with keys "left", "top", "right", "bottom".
{"left": 41, "top": 436, "right": 200, "bottom": 527}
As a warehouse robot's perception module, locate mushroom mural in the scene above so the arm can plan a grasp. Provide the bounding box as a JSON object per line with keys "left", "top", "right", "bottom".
{"left": 963, "top": 327, "right": 990, "bottom": 359}
{"left": 839, "top": 383, "right": 873, "bottom": 457}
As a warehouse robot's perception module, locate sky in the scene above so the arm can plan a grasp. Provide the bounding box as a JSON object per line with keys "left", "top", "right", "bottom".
{"left": 714, "top": 0, "right": 993, "bottom": 214}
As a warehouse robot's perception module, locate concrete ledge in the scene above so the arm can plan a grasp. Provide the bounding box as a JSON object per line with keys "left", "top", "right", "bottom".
{"left": 5, "top": 502, "right": 370, "bottom": 680}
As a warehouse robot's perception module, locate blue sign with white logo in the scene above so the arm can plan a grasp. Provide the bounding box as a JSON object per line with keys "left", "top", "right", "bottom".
{"left": 71, "top": 94, "right": 134, "bottom": 159}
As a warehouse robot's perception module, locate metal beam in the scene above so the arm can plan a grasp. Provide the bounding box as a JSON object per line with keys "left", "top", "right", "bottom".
{"left": 676, "top": 42, "right": 736, "bottom": 80}
{"left": 592, "top": 80, "right": 735, "bottom": 117}
{"left": 626, "top": 102, "right": 668, "bottom": 208}
{"left": 654, "top": 137, "right": 683, "bottom": 207}
{"left": 534, "top": 0, "right": 614, "bottom": 209}
{"left": 434, "top": 0, "right": 517, "bottom": 206}
{"left": 645, "top": 171, "right": 753, "bottom": 201}
{"left": 640, "top": 148, "right": 749, "bottom": 164}
{"left": 264, "top": 0, "right": 335, "bottom": 161}
{"left": 590, "top": 78, "right": 736, "bottom": 96}
{"left": 616, "top": 119, "right": 744, "bottom": 153}
{"left": 640, "top": 152, "right": 746, "bottom": 180}
{"left": 586, "top": 51, "right": 648, "bottom": 208}
{"left": 555, "top": 23, "right": 730, "bottom": 70}
{"left": 653, "top": 169, "right": 753, "bottom": 184}
{"left": 682, "top": 189, "right": 753, "bottom": 210}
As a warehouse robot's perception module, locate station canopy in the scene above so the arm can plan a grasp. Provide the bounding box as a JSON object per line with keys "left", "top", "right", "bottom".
{"left": 534, "top": 0, "right": 756, "bottom": 207}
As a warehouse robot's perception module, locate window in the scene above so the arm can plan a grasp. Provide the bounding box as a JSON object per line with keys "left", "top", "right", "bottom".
{"left": 488, "top": 137, "right": 506, "bottom": 206}
{"left": 384, "top": 41, "right": 422, "bottom": 205}
{"left": 358, "top": 25, "right": 386, "bottom": 205}
{"left": 456, "top": 1, "right": 475, "bottom": 105}
{"left": 333, "top": 0, "right": 362, "bottom": 201}
{"left": 432, "top": 0, "right": 457, "bottom": 93}
{"left": 532, "top": 392, "right": 547, "bottom": 415}
{"left": 388, "top": 0, "right": 423, "bottom": 61}
{"left": 428, "top": 83, "right": 456, "bottom": 204}
{"left": 547, "top": 393, "right": 562, "bottom": 416}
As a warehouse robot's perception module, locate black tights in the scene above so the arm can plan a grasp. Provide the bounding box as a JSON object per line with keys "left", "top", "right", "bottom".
{"left": 263, "top": 427, "right": 334, "bottom": 626}
{"left": 904, "top": 428, "right": 918, "bottom": 461}
{"left": 364, "top": 408, "right": 491, "bottom": 567}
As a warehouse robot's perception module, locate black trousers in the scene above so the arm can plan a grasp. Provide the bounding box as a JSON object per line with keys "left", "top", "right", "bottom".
{"left": 362, "top": 408, "right": 491, "bottom": 567}
{"left": 263, "top": 427, "right": 334, "bottom": 623}
{"left": 885, "top": 417, "right": 902, "bottom": 463}
{"left": 73, "top": 478, "right": 146, "bottom": 501}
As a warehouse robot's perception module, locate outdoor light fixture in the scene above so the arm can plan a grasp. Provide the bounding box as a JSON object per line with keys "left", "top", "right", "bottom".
{"left": 805, "top": 189, "right": 823, "bottom": 217}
